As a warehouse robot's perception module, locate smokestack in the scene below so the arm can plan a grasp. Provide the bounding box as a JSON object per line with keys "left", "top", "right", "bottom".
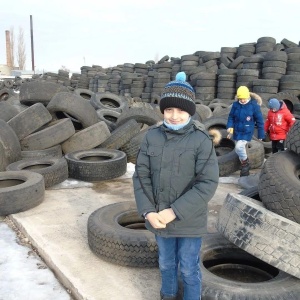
{"left": 5, "top": 30, "right": 12, "bottom": 68}
{"left": 30, "top": 15, "right": 35, "bottom": 72}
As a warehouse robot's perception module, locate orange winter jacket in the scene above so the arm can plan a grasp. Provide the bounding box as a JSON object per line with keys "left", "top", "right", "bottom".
{"left": 264, "top": 101, "right": 296, "bottom": 140}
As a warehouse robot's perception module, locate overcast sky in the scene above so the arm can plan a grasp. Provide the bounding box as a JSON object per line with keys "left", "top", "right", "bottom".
{"left": 1, "top": 0, "right": 299, "bottom": 74}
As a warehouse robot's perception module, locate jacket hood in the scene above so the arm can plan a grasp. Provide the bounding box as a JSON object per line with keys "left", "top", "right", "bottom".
{"left": 278, "top": 100, "right": 287, "bottom": 110}
{"left": 235, "top": 92, "right": 262, "bottom": 106}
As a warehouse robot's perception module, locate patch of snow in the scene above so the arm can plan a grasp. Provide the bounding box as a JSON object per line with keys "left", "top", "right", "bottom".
{"left": 0, "top": 222, "right": 71, "bottom": 300}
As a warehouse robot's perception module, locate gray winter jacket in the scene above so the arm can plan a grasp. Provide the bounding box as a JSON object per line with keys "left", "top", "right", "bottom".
{"left": 132, "top": 119, "right": 219, "bottom": 237}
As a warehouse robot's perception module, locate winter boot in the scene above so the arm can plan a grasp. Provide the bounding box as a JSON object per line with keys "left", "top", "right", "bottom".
{"left": 240, "top": 158, "right": 250, "bottom": 177}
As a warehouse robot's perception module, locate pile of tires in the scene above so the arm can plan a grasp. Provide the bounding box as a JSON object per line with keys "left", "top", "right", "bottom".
{"left": 0, "top": 85, "right": 139, "bottom": 216}
{"left": 2, "top": 78, "right": 298, "bottom": 298}
{"left": 215, "top": 120, "right": 300, "bottom": 298}
{"left": 3, "top": 36, "right": 300, "bottom": 115}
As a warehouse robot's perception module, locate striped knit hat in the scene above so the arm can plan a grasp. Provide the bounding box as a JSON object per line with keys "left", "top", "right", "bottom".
{"left": 160, "top": 72, "right": 196, "bottom": 116}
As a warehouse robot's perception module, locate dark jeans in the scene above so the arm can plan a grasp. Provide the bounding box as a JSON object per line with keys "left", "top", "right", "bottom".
{"left": 155, "top": 236, "right": 202, "bottom": 300}
{"left": 272, "top": 140, "right": 285, "bottom": 153}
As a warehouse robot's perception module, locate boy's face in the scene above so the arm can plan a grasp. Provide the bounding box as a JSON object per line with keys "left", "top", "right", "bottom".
{"left": 164, "top": 107, "right": 190, "bottom": 125}
{"left": 238, "top": 98, "right": 248, "bottom": 104}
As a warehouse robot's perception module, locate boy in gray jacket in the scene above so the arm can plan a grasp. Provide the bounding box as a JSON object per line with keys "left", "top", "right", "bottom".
{"left": 133, "top": 72, "right": 219, "bottom": 300}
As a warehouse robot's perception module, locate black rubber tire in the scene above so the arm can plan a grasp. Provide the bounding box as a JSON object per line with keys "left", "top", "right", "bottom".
{"left": 61, "top": 121, "right": 111, "bottom": 154}
{"left": 216, "top": 192, "right": 300, "bottom": 279}
{"left": 47, "top": 92, "right": 98, "bottom": 130}
{"left": 245, "top": 140, "right": 265, "bottom": 169}
{"left": 0, "top": 119, "right": 22, "bottom": 171}
{"left": 253, "top": 129, "right": 272, "bottom": 154}
{"left": 238, "top": 186, "right": 260, "bottom": 200}
{"left": 20, "top": 119, "right": 75, "bottom": 151}
{"left": 3, "top": 79, "right": 14, "bottom": 88}
{"left": 7, "top": 103, "right": 53, "bottom": 140}
{"left": 6, "top": 157, "right": 68, "bottom": 189}
{"left": 99, "top": 119, "right": 141, "bottom": 150}
{"left": 264, "top": 51, "right": 288, "bottom": 62}
{"left": 116, "top": 107, "right": 162, "bottom": 127}
{"left": 0, "top": 102, "right": 20, "bottom": 121}
{"left": 228, "top": 56, "right": 245, "bottom": 69}
{"left": 65, "top": 149, "right": 127, "bottom": 182}
{"left": 21, "top": 145, "right": 63, "bottom": 159}
{"left": 200, "top": 233, "right": 300, "bottom": 299}
{"left": 96, "top": 108, "right": 121, "bottom": 132}
{"left": 120, "top": 128, "right": 148, "bottom": 164}
{"left": 87, "top": 201, "right": 158, "bottom": 267}
{"left": 286, "top": 120, "right": 300, "bottom": 154}
{"left": 217, "top": 139, "right": 265, "bottom": 176}
{"left": 19, "top": 81, "right": 70, "bottom": 105}
{"left": 0, "top": 88, "right": 16, "bottom": 101}
{"left": 90, "top": 92, "right": 128, "bottom": 112}
{"left": 195, "top": 104, "right": 213, "bottom": 122}
{"left": 0, "top": 170, "right": 45, "bottom": 216}
{"left": 73, "top": 88, "right": 95, "bottom": 100}
{"left": 216, "top": 138, "right": 240, "bottom": 176}
{"left": 203, "top": 116, "right": 228, "bottom": 132}
{"left": 258, "top": 150, "right": 300, "bottom": 223}
{"left": 274, "top": 92, "right": 300, "bottom": 113}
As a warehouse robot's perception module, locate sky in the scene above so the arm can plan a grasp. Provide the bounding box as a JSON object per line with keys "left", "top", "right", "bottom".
{"left": 0, "top": 0, "right": 300, "bottom": 74}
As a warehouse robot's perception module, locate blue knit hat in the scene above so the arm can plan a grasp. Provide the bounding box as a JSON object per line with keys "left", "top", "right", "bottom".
{"left": 160, "top": 72, "right": 196, "bottom": 116}
{"left": 268, "top": 98, "right": 280, "bottom": 111}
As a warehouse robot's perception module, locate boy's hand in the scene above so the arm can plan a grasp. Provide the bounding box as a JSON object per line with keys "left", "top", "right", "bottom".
{"left": 158, "top": 208, "right": 176, "bottom": 224}
{"left": 146, "top": 212, "right": 167, "bottom": 228}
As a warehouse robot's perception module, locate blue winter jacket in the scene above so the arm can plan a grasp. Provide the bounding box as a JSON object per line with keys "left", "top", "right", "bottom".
{"left": 227, "top": 93, "right": 265, "bottom": 141}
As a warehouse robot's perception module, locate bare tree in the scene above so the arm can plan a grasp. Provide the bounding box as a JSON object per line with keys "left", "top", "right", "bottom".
{"left": 60, "top": 65, "right": 70, "bottom": 72}
{"left": 10, "top": 27, "right": 15, "bottom": 68}
{"left": 17, "top": 27, "right": 26, "bottom": 70}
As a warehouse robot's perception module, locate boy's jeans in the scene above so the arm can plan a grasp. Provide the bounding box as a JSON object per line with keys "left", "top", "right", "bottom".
{"left": 235, "top": 140, "right": 248, "bottom": 160}
{"left": 155, "top": 236, "right": 202, "bottom": 300}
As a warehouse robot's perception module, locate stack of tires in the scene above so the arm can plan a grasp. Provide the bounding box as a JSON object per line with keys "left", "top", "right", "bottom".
{"left": 0, "top": 82, "right": 149, "bottom": 217}
{"left": 215, "top": 120, "right": 300, "bottom": 299}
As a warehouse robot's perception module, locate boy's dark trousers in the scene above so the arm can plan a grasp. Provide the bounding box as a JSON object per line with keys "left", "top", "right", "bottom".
{"left": 272, "top": 140, "right": 285, "bottom": 153}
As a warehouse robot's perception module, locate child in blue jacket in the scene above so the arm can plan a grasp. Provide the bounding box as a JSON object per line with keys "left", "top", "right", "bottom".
{"left": 227, "top": 86, "right": 265, "bottom": 176}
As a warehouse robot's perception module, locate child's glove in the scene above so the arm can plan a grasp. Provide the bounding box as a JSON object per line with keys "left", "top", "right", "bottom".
{"left": 227, "top": 128, "right": 233, "bottom": 139}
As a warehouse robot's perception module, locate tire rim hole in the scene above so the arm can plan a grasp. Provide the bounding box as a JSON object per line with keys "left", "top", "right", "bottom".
{"left": 79, "top": 93, "right": 91, "bottom": 100}
{"left": 100, "top": 99, "right": 120, "bottom": 108}
{"left": 80, "top": 155, "right": 112, "bottom": 161}
{"left": 215, "top": 147, "right": 233, "bottom": 156}
{"left": 204, "top": 257, "right": 278, "bottom": 283}
{"left": 117, "top": 212, "right": 147, "bottom": 230}
{"left": 23, "top": 164, "right": 52, "bottom": 170}
{"left": 124, "top": 223, "right": 146, "bottom": 230}
{"left": 104, "top": 116, "right": 118, "bottom": 123}
{"left": 55, "top": 111, "right": 83, "bottom": 130}
{"left": 0, "top": 179, "right": 25, "bottom": 187}
{"left": 0, "top": 93, "right": 9, "bottom": 101}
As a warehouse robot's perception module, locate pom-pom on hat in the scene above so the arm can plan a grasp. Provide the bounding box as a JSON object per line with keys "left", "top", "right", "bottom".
{"left": 160, "top": 72, "right": 196, "bottom": 116}
{"left": 236, "top": 86, "right": 250, "bottom": 99}
{"left": 268, "top": 98, "right": 280, "bottom": 111}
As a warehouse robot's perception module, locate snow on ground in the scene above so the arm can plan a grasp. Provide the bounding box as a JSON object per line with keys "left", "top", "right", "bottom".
{"left": 0, "top": 221, "right": 72, "bottom": 300}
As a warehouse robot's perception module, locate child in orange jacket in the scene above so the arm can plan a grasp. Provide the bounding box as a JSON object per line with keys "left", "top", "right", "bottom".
{"left": 264, "top": 98, "right": 296, "bottom": 153}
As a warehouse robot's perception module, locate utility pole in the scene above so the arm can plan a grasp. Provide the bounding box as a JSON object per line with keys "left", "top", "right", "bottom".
{"left": 30, "top": 15, "right": 35, "bottom": 72}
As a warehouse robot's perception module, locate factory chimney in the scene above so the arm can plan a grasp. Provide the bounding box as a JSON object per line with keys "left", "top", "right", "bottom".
{"left": 5, "top": 30, "right": 12, "bottom": 69}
